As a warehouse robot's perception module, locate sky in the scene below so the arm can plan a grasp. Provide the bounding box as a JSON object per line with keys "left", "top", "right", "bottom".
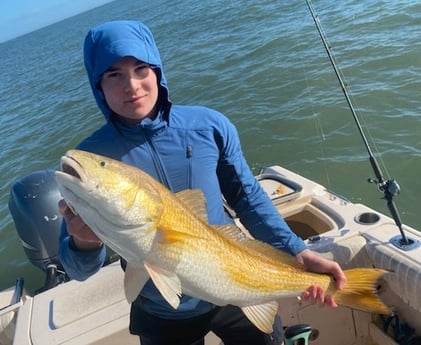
{"left": 0, "top": 0, "right": 114, "bottom": 43}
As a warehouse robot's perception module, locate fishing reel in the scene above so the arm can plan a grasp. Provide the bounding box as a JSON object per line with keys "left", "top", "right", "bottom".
{"left": 284, "top": 324, "right": 318, "bottom": 345}
{"left": 368, "top": 178, "right": 400, "bottom": 197}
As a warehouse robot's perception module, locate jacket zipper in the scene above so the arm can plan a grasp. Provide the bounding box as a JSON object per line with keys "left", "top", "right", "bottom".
{"left": 186, "top": 144, "right": 193, "bottom": 189}
{"left": 145, "top": 135, "right": 172, "bottom": 190}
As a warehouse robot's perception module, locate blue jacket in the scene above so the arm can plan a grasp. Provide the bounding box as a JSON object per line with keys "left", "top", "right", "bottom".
{"left": 59, "top": 20, "right": 307, "bottom": 319}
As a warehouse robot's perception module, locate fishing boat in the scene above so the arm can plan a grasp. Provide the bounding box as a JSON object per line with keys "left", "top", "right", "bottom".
{"left": 1, "top": 1, "right": 420, "bottom": 344}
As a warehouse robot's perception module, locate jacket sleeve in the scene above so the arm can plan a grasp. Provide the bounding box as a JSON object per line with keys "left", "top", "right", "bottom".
{"left": 215, "top": 116, "right": 307, "bottom": 256}
{"left": 58, "top": 221, "right": 106, "bottom": 280}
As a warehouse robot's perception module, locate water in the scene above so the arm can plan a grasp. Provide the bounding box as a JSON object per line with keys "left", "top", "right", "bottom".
{"left": 1, "top": 0, "right": 420, "bottom": 293}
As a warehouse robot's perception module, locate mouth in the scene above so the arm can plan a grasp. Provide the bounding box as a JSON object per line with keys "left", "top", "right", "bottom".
{"left": 55, "top": 154, "right": 87, "bottom": 215}
{"left": 60, "top": 156, "right": 82, "bottom": 180}
{"left": 125, "top": 94, "right": 145, "bottom": 104}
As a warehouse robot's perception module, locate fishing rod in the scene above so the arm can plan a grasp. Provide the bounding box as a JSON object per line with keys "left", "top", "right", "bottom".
{"left": 305, "top": 0, "right": 419, "bottom": 250}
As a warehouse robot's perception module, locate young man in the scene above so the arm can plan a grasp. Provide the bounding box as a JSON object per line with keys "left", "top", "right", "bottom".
{"left": 59, "top": 20, "right": 345, "bottom": 345}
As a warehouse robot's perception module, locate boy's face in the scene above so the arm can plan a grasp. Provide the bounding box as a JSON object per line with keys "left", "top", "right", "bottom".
{"left": 100, "top": 56, "right": 159, "bottom": 124}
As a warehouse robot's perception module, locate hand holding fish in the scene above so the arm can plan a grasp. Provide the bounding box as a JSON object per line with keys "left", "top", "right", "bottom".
{"left": 58, "top": 199, "right": 103, "bottom": 251}
{"left": 296, "top": 249, "right": 347, "bottom": 307}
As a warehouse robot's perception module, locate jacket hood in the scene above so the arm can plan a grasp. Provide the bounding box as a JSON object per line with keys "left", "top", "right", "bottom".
{"left": 83, "top": 20, "right": 170, "bottom": 121}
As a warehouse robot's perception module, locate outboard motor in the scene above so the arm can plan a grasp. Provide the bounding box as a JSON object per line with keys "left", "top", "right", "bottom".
{"left": 8, "top": 169, "right": 68, "bottom": 292}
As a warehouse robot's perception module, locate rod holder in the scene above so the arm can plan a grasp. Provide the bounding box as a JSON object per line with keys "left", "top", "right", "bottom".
{"left": 390, "top": 235, "right": 420, "bottom": 251}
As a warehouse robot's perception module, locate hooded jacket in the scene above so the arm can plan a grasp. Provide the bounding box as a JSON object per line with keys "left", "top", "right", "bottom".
{"left": 59, "top": 20, "right": 307, "bottom": 319}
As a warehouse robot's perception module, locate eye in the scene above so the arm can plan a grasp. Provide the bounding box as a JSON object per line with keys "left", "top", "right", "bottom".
{"left": 135, "top": 63, "right": 150, "bottom": 76}
{"left": 100, "top": 160, "right": 107, "bottom": 167}
{"left": 135, "top": 64, "right": 148, "bottom": 71}
{"left": 103, "top": 71, "right": 120, "bottom": 79}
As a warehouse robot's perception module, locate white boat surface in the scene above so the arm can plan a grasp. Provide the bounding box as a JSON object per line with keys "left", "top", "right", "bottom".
{"left": 1, "top": 164, "right": 420, "bottom": 345}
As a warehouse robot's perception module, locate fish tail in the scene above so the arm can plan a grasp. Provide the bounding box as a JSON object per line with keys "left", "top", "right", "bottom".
{"left": 334, "top": 268, "right": 391, "bottom": 315}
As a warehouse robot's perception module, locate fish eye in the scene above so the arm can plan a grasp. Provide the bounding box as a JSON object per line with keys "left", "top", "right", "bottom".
{"left": 100, "top": 161, "right": 107, "bottom": 167}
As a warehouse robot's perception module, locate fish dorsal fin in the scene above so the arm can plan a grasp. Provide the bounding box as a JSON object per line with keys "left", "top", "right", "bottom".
{"left": 242, "top": 240, "right": 302, "bottom": 268}
{"left": 175, "top": 189, "right": 208, "bottom": 222}
{"left": 144, "top": 262, "right": 182, "bottom": 309}
{"left": 215, "top": 224, "right": 303, "bottom": 269}
{"left": 241, "top": 301, "right": 279, "bottom": 334}
{"left": 214, "top": 224, "right": 251, "bottom": 241}
{"left": 124, "top": 263, "right": 150, "bottom": 303}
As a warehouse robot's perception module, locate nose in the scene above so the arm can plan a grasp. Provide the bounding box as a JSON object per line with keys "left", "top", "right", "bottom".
{"left": 124, "top": 76, "right": 139, "bottom": 93}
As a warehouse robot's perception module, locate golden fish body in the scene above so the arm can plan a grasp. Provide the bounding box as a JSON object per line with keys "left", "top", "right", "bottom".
{"left": 55, "top": 149, "right": 390, "bottom": 333}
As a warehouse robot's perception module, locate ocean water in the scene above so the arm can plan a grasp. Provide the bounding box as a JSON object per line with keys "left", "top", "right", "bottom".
{"left": 0, "top": 0, "right": 420, "bottom": 293}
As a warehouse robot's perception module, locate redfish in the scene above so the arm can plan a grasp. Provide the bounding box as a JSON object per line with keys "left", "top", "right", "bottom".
{"left": 55, "top": 149, "right": 390, "bottom": 333}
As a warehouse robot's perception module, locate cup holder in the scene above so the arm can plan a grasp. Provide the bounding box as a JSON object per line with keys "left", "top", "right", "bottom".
{"left": 355, "top": 212, "right": 380, "bottom": 225}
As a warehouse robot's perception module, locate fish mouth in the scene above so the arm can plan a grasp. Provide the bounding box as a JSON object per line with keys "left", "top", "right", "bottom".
{"left": 57, "top": 154, "right": 85, "bottom": 183}
{"left": 60, "top": 156, "right": 82, "bottom": 180}
{"left": 55, "top": 153, "right": 88, "bottom": 215}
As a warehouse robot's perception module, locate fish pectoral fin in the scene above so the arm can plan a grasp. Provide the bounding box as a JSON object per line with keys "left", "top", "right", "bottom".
{"left": 157, "top": 227, "right": 206, "bottom": 245}
{"left": 144, "top": 262, "right": 182, "bottom": 309}
{"left": 241, "top": 301, "right": 279, "bottom": 334}
{"left": 157, "top": 228, "right": 188, "bottom": 244}
{"left": 124, "top": 263, "right": 150, "bottom": 303}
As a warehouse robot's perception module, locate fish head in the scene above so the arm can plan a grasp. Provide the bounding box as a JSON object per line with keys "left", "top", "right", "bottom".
{"left": 55, "top": 149, "right": 163, "bottom": 257}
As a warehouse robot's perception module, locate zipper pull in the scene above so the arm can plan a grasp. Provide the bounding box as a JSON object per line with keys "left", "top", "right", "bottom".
{"left": 186, "top": 145, "right": 193, "bottom": 158}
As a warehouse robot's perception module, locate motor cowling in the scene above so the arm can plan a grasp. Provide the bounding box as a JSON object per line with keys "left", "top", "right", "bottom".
{"left": 8, "top": 169, "right": 63, "bottom": 273}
